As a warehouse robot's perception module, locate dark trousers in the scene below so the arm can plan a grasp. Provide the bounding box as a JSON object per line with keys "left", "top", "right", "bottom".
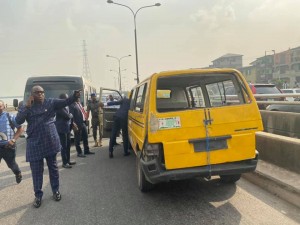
{"left": 0, "top": 147, "right": 21, "bottom": 175}
{"left": 74, "top": 123, "right": 89, "bottom": 154}
{"left": 30, "top": 153, "right": 59, "bottom": 199}
{"left": 58, "top": 132, "right": 71, "bottom": 165}
{"left": 109, "top": 116, "right": 129, "bottom": 154}
{"left": 92, "top": 118, "right": 100, "bottom": 141}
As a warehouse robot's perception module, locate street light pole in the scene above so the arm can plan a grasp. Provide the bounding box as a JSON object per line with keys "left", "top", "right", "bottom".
{"left": 110, "top": 69, "right": 127, "bottom": 90}
{"left": 107, "top": 0, "right": 161, "bottom": 84}
{"left": 107, "top": 55, "right": 131, "bottom": 91}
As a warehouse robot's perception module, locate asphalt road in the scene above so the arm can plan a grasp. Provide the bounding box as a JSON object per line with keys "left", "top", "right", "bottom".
{"left": 0, "top": 137, "right": 299, "bottom": 225}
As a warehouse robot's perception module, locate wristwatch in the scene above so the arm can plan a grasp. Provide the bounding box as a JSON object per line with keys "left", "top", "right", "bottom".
{"left": 11, "top": 139, "right": 16, "bottom": 143}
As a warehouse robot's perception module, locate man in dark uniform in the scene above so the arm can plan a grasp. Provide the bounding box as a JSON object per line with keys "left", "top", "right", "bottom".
{"left": 86, "top": 93, "right": 101, "bottom": 147}
{"left": 15, "top": 86, "right": 81, "bottom": 208}
{"left": 107, "top": 97, "right": 130, "bottom": 158}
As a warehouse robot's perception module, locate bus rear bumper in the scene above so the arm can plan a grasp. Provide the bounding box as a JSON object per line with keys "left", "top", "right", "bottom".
{"left": 140, "top": 153, "right": 258, "bottom": 184}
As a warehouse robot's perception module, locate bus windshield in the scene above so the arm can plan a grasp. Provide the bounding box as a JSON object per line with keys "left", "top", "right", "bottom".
{"left": 24, "top": 83, "right": 83, "bottom": 103}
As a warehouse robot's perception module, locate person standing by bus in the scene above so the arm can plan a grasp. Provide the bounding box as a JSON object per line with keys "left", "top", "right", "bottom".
{"left": 107, "top": 97, "right": 131, "bottom": 158}
{"left": 86, "top": 93, "right": 101, "bottom": 147}
{"left": 15, "top": 85, "right": 81, "bottom": 208}
{"left": 0, "top": 100, "right": 23, "bottom": 184}
{"left": 55, "top": 93, "right": 76, "bottom": 168}
{"left": 69, "top": 98, "right": 94, "bottom": 157}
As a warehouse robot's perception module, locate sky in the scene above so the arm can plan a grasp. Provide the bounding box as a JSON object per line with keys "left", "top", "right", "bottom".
{"left": 1, "top": 0, "right": 300, "bottom": 97}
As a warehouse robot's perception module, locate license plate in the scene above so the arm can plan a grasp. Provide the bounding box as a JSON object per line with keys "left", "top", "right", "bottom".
{"left": 189, "top": 136, "right": 231, "bottom": 152}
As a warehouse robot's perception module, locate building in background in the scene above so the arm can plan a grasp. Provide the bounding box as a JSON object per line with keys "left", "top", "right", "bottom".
{"left": 209, "top": 53, "right": 243, "bottom": 69}
{"left": 273, "top": 47, "right": 300, "bottom": 88}
{"left": 249, "top": 54, "right": 274, "bottom": 84}
{"left": 238, "top": 65, "right": 256, "bottom": 84}
{"left": 210, "top": 46, "right": 300, "bottom": 88}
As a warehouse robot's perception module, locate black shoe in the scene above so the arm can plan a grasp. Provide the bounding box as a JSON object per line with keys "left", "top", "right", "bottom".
{"left": 62, "top": 164, "right": 72, "bottom": 168}
{"left": 109, "top": 152, "right": 113, "bottom": 158}
{"left": 84, "top": 151, "right": 95, "bottom": 155}
{"left": 53, "top": 191, "right": 62, "bottom": 201}
{"left": 68, "top": 161, "right": 76, "bottom": 165}
{"left": 15, "top": 173, "right": 22, "bottom": 184}
{"left": 77, "top": 154, "right": 86, "bottom": 158}
{"left": 124, "top": 152, "right": 130, "bottom": 156}
{"left": 33, "top": 197, "right": 42, "bottom": 208}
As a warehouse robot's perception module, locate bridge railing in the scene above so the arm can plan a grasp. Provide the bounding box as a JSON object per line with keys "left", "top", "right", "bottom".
{"left": 254, "top": 93, "right": 300, "bottom": 105}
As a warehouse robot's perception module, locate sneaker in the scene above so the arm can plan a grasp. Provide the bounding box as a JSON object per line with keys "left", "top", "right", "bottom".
{"left": 15, "top": 173, "right": 22, "bottom": 184}
{"left": 109, "top": 152, "right": 113, "bottom": 158}
{"left": 53, "top": 191, "right": 62, "bottom": 201}
{"left": 77, "top": 154, "right": 86, "bottom": 158}
{"left": 62, "top": 164, "right": 72, "bottom": 169}
{"left": 68, "top": 161, "right": 76, "bottom": 165}
{"left": 33, "top": 197, "right": 42, "bottom": 208}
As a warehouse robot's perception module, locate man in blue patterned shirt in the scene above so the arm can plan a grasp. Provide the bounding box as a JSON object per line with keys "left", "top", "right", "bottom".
{"left": 15, "top": 85, "right": 81, "bottom": 208}
{"left": 0, "top": 100, "right": 23, "bottom": 184}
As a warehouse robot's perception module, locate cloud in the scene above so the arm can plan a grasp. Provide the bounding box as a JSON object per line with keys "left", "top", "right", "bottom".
{"left": 190, "top": 2, "right": 236, "bottom": 31}
{"left": 248, "top": 0, "right": 300, "bottom": 22}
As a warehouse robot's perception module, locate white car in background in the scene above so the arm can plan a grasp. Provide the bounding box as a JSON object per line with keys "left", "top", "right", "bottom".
{"left": 281, "top": 88, "right": 300, "bottom": 101}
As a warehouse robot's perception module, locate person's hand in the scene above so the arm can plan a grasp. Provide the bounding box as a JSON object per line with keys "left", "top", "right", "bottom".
{"left": 7, "top": 140, "right": 15, "bottom": 147}
{"left": 5, "top": 139, "right": 15, "bottom": 149}
{"left": 68, "top": 113, "right": 73, "bottom": 119}
{"left": 26, "top": 96, "right": 34, "bottom": 108}
{"left": 73, "top": 89, "right": 82, "bottom": 98}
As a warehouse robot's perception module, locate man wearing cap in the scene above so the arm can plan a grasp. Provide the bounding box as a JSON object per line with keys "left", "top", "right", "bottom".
{"left": 87, "top": 93, "right": 101, "bottom": 147}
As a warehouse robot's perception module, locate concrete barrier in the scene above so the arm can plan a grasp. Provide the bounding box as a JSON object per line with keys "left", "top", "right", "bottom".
{"left": 260, "top": 110, "right": 300, "bottom": 138}
{"left": 256, "top": 131, "right": 300, "bottom": 173}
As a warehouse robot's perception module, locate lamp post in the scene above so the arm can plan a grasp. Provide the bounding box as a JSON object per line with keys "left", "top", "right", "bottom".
{"left": 107, "top": 0, "right": 161, "bottom": 84}
{"left": 110, "top": 69, "right": 127, "bottom": 89}
{"left": 106, "top": 55, "right": 131, "bottom": 91}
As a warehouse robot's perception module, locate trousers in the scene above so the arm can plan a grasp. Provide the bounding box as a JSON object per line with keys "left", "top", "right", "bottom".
{"left": 74, "top": 123, "right": 89, "bottom": 154}
{"left": 91, "top": 118, "right": 101, "bottom": 141}
{"left": 109, "top": 116, "right": 129, "bottom": 154}
{"left": 58, "top": 132, "right": 71, "bottom": 165}
{"left": 0, "top": 147, "right": 21, "bottom": 175}
{"left": 30, "top": 153, "right": 59, "bottom": 199}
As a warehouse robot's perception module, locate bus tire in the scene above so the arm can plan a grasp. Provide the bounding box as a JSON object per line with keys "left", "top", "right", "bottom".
{"left": 219, "top": 174, "right": 241, "bottom": 183}
{"left": 136, "top": 154, "right": 154, "bottom": 192}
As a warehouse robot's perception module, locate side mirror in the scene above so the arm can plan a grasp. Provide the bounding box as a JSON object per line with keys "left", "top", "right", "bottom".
{"left": 13, "top": 99, "right": 19, "bottom": 108}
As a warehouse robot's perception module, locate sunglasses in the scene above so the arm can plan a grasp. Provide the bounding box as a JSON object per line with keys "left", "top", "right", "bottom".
{"left": 33, "top": 91, "right": 45, "bottom": 95}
